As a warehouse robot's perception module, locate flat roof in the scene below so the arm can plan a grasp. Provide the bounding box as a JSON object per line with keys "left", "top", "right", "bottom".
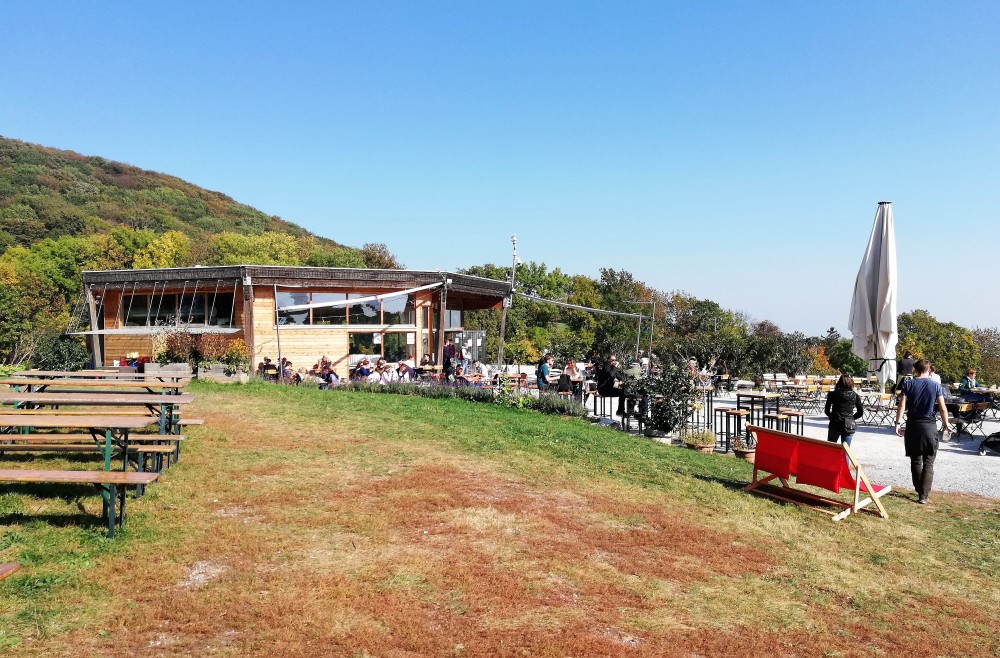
{"left": 81, "top": 265, "right": 510, "bottom": 298}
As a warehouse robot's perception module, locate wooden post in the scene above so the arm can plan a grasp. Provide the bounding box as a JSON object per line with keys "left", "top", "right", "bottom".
{"left": 436, "top": 285, "right": 448, "bottom": 366}
{"left": 85, "top": 285, "right": 103, "bottom": 366}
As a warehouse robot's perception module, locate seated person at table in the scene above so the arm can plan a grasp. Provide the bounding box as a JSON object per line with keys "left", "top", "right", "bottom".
{"left": 396, "top": 361, "right": 416, "bottom": 383}
{"left": 471, "top": 359, "right": 490, "bottom": 378}
{"left": 420, "top": 353, "right": 433, "bottom": 366}
{"left": 959, "top": 368, "right": 990, "bottom": 402}
{"left": 536, "top": 354, "right": 554, "bottom": 391}
{"left": 452, "top": 366, "right": 471, "bottom": 386}
{"left": 597, "top": 355, "right": 627, "bottom": 416}
{"left": 353, "top": 359, "right": 373, "bottom": 382}
{"left": 563, "top": 358, "right": 582, "bottom": 395}
{"left": 318, "top": 365, "right": 339, "bottom": 389}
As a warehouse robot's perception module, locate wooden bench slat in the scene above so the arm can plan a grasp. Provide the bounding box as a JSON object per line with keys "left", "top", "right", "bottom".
{"left": 0, "top": 434, "right": 184, "bottom": 443}
{"left": 0, "top": 469, "right": 159, "bottom": 485}
{"left": 0, "top": 443, "right": 178, "bottom": 453}
{"left": 0, "top": 563, "right": 21, "bottom": 581}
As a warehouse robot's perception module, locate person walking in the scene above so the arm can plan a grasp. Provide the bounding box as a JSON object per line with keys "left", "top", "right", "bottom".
{"left": 895, "top": 359, "right": 954, "bottom": 504}
{"left": 824, "top": 374, "right": 864, "bottom": 446}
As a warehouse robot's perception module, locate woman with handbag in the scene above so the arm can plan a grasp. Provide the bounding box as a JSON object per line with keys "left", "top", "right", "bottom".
{"left": 824, "top": 374, "right": 865, "bottom": 446}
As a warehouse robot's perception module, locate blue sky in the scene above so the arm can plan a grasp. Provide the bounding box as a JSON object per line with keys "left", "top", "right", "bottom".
{"left": 2, "top": 1, "right": 998, "bottom": 336}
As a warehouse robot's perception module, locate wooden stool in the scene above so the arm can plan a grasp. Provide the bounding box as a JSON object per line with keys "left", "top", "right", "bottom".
{"left": 781, "top": 409, "right": 806, "bottom": 434}
{"left": 713, "top": 408, "right": 729, "bottom": 437}
{"left": 592, "top": 393, "right": 609, "bottom": 418}
{"left": 763, "top": 413, "right": 791, "bottom": 432}
{"left": 725, "top": 409, "right": 750, "bottom": 452}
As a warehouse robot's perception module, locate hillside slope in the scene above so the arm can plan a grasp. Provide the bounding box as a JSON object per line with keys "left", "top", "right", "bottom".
{"left": 0, "top": 135, "right": 352, "bottom": 257}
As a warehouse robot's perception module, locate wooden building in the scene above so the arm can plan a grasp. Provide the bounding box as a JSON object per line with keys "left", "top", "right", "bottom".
{"left": 77, "top": 266, "right": 508, "bottom": 378}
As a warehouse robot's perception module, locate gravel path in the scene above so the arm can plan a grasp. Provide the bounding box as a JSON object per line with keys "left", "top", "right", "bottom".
{"left": 711, "top": 398, "right": 1000, "bottom": 499}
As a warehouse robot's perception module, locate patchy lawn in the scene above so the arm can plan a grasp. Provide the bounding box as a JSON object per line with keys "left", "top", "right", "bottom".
{"left": 1, "top": 381, "right": 998, "bottom": 657}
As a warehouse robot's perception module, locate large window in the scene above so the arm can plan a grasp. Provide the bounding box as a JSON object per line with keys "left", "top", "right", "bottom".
{"left": 348, "top": 294, "right": 381, "bottom": 325}
{"left": 276, "top": 291, "right": 309, "bottom": 325}
{"left": 349, "top": 333, "right": 377, "bottom": 356}
{"left": 382, "top": 333, "right": 415, "bottom": 362}
{"left": 383, "top": 294, "right": 415, "bottom": 325}
{"left": 122, "top": 292, "right": 235, "bottom": 327}
{"left": 312, "top": 293, "right": 347, "bottom": 325}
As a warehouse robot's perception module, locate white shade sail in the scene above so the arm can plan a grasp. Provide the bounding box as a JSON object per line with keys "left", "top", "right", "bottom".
{"left": 848, "top": 202, "right": 898, "bottom": 388}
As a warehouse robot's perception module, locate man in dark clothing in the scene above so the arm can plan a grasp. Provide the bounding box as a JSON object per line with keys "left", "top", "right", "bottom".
{"left": 895, "top": 359, "right": 954, "bottom": 504}
{"left": 596, "top": 355, "right": 627, "bottom": 416}
{"left": 895, "top": 351, "right": 915, "bottom": 393}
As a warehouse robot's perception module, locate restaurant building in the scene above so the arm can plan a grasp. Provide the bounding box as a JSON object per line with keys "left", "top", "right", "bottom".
{"left": 76, "top": 265, "right": 508, "bottom": 378}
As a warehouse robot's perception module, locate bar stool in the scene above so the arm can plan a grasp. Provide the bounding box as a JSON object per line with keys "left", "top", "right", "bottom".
{"left": 592, "top": 393, "right": 609, "bottom": 418}
{"left": 780, "top": 409, "right": 806, "bottom": 435}
{"left": 763, "top": 413, "right": 791, "bottom": 432}
{"left": 713, "top": 408, "right": 729, "bottom": 437}
{"left": 725, "top": 409, "right": 750, "bottom": 452}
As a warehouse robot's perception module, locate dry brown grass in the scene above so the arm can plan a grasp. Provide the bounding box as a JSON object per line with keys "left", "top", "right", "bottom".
{"left": 2, "top": 384, "right": 998, "bottom": 657}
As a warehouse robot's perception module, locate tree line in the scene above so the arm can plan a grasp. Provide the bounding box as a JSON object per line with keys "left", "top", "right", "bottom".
{"left": 461, "top": 261, "right": 1000, "bottom": 386}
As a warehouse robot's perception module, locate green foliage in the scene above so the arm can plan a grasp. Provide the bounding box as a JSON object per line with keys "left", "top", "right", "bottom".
{"left": 827, "top": 339, "right": 868, "bottom": 376}
{"left": 333, "top": 381, "right": 588, "bottom": 417}
{"left": 643, "top": 361, "right": 697, "bottom": 433}
{"left": 898, "top": 310, "right": 979, "bottom": 384}
{"left": 29, "top": 333, "right": 90, "bottom": 370}
{"left": 203, "top": 231, "right": 301, "bottom": 266}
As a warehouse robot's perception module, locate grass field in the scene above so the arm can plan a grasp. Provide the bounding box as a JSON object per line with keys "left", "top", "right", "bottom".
{"left": 1, "top": 381, "right": 998, "bottom": 657}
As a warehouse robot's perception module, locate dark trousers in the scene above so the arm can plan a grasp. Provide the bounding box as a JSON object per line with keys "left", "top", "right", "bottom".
{"left": 910, "top": 454, "right": 936, "bottom": 499}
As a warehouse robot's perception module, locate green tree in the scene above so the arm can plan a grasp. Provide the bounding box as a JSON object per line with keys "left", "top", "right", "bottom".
{"left": 203, "top": 231, "right": 301, "bottom": 265}
{"left": 897, "top": 309, "right": 979, "bottom": 384}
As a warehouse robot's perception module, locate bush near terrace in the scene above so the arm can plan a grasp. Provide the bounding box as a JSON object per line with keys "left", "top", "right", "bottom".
{"left": 2, "top": 134, "right": 999, "bottom": 383}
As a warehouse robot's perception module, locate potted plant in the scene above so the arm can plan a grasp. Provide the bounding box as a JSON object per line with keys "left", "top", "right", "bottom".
{"left": 683, "top": 429, "right": 716, "bottom": 454}
{"left": 197, "top": 337, "right": 251, "bottom": 384}
{"left": 732, "top": 432, "right": 756, "bottom": 462}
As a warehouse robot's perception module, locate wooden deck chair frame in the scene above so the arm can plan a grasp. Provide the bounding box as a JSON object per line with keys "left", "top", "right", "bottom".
{"left": 743, "top": 425, "right": 891, "bottom": 521}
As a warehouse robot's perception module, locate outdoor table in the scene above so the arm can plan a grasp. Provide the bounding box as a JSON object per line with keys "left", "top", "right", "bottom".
{"left": 735, "top": 391, "right": 780, "bottom": 426}
{"left": 0, "top": 414, "right": 156, "bottom": 471}
{"left": 0, "top": 392, "right": 193, "bottom": 435}
{"left": 13, "top": 370, "right": 192, "bottom": 384}
{"left": 0, "top": 378, "right": 188, "bottom": 395}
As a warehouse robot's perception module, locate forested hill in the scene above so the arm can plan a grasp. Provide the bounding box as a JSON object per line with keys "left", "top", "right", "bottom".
{"left": 0, "top": 135, "right": 400, "bottom": 363}
{"left": 0, "top": 135, "right": 400, "bottom": 268}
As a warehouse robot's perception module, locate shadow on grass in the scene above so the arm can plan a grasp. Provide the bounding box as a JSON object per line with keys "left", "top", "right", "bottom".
{"left": 0, "top": 511, "right": 105, "bottom": 531}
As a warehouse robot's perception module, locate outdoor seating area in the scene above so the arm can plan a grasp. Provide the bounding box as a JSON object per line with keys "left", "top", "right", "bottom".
{"left": 0, "top": 370, "right": 196, "bottom": 536}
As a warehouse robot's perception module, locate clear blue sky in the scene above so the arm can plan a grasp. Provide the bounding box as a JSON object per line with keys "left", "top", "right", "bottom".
{"left": 2, "top": 1, "right": 998, "bottom": 336}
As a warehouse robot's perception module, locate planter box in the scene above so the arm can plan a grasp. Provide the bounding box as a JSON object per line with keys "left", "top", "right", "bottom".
{"left": 197, "top": 364, "right": 249, "bottom": 384}
{"left": 142, "top": 362, "right": 193, "bottom": 376}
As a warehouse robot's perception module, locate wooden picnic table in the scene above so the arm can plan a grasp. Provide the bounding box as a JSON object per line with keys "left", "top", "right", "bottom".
{"left": 0, "top": 392, "right": 194, "bottom": 434}
{"left": 14, "top": 369, "right": 190, "bottom": 382}
{"left": 0, "top": 414, "right": 156, "bottom": 472}
{"left": 0, "top": 378, "right": 188, "bottom": 394}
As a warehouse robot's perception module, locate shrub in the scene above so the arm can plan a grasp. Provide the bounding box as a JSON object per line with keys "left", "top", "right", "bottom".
{"left": 156, "top": 329, "right": 197, "bottom": 365}
{"left": 221, "top": 338, "right": 251, "bottom": 375}
{"left": 31, "top": 333, "right": 90, "bottom": 370}
{"left": 644, "top": 361, "right": 698, "bottom": 434}
{"left": 197, "top": 334, "right": 229, "bottom": 363}
{"left": 331, "top": 382, "right": 587, "bottom": 418}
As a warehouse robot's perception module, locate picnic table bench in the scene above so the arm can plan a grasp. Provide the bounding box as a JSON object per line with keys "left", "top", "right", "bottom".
{"left": 744, "top": 425, "right": 892, "bottom": 521}
{"left": 0, "top": 469, "right": 159, "bottom": 537}
{"left": 0, "top": 563, "right": 21, "bottom": 581}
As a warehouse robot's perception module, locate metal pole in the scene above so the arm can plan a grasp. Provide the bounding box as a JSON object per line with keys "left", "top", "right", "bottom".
{"left": 649, "top": 298, "right": 656, "bottom": 364}
{"left": 496, "top": 234, "right": 518, "bottom": 371}
{"left": 273, "top": 284, "right": 283, "bottom": 374}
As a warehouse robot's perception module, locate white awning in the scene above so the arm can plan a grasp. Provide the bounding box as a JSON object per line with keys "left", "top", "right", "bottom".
{"left": 276, "top": 281, "right": 444, "bottom": 312}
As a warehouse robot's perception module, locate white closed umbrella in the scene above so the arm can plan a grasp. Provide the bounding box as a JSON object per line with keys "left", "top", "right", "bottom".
{"left": 848, "top": 201, "right": 898, "bottom": 390}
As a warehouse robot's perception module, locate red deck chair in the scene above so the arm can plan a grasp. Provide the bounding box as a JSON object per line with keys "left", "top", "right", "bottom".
{"left": 744, "top": 425, "right": 891, "bottom": 521}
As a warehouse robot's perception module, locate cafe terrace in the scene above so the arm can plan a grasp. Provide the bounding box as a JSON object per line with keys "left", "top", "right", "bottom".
{"left": 76, "top": 265, "right": 509, "bottom": 378}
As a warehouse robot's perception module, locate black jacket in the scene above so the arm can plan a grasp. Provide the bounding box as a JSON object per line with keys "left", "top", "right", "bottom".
{"left": 824, "top": 390, "right": 864, "bottom": 424}
{"left": 596, "top": 361, "right": 625, "bottom": 395}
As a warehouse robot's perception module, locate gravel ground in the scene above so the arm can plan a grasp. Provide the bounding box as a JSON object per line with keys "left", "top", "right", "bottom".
{"left": 709, "top": 397, "right": 1000, "bottom": 499}
{"left": 603, "top": 393, "right": 1000, "bottom": 500}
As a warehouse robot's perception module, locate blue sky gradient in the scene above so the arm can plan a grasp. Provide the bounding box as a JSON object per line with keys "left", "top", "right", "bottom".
{"left": 2, "top": 1, "right": 997, "bottom": 335}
